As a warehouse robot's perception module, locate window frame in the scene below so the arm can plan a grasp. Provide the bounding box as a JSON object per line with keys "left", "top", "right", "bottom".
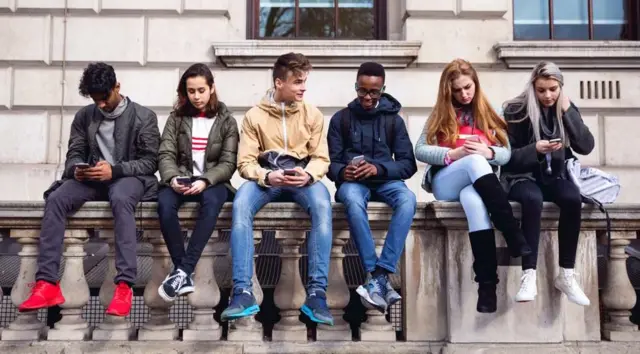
{"left": 513, "top": 0, "right": 640, "bottom": 40}
{"left": 246, "top": 0, "right": 388, "bottom": 40}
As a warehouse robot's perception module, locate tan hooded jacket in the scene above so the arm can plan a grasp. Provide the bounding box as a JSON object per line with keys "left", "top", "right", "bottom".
{"left": 237, "top": 90, "right": 329, "bottom": 187}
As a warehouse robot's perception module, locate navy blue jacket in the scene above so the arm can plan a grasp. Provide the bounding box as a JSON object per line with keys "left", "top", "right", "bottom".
{"left": 327, "top": 93, "right": 417, "bottom": 187}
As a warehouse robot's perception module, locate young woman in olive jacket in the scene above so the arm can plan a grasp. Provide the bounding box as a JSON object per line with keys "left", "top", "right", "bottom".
{"left": 156, "top": 63, "right": 239, "bottom": 302}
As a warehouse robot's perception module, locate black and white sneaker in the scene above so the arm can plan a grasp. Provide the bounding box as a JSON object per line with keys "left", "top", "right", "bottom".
{"left": 178, "top": 272, "right": 195, "bottom": 296}
{"left": 158, "top": 268, "right": 188, "bottom": 302}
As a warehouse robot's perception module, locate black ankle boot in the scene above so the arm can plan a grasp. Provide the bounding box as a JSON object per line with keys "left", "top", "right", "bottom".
{"left": 469, "top": 230, "right": 499, "bottom": 314}
{"left": 477, "top": 282, "right": 497, "bottom": 313}
{"left": 472, "top": 174, "right": 532, "bottom": 258}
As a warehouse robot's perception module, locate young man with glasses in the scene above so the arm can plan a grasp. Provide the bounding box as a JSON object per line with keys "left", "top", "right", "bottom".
{"left": 327, "top": 62, "right": 417, "bottom": 313}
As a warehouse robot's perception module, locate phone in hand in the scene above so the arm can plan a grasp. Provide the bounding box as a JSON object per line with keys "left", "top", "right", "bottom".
{"left": 176, "top": 177, "right": 193, "bottom": 186}
{"left": 74, "top": 162, "right": 91, "bottom": 170}
{"left": 284, "top": 169, "right": 298, "bottom": 176}
{"left": 549, "top": 138, "right": 562, "bottom": 144}
{"left": 350, "top": 155, "right": 365, "bottom": 166}
{"left": 466, "top": 135, "right": 481, "bottom": 143}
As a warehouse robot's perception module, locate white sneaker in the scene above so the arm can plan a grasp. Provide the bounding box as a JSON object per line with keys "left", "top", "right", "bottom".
{"left": 515, "top": 269, "right": 537, "bottom": 302}
{"left": 554, "top": 268, "right": 590, "bottom": 306}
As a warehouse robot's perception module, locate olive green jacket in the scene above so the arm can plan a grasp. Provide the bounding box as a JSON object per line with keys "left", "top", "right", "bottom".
{"left": 158, "top": 102, "right": 239, "bottom": 192}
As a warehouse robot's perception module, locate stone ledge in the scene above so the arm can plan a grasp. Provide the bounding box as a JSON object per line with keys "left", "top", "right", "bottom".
{"left": 0, "top": 341, "right": 638, "bottom": 354}
{"left": 494, "top": 41, "right": 640, "bottom": 69}
{"left": 0, "top": 201, "right": 632, "bottom": 231}
{"left": 212, "top": 40, "right": 422, "bottom": 68}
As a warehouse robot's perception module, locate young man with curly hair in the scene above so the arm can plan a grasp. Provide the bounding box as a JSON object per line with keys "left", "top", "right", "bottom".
{"left": 18, "top": 62, "right": 161, "bottom": 317}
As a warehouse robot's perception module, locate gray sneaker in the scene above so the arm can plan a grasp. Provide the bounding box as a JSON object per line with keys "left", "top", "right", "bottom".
{"left": 385, "top": 281, "right": 401, "bottom": 307}
{"left": 356, "top": 274, "right": 388, "bottom": 313}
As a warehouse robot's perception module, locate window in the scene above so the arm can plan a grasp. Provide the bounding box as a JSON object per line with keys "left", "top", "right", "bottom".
{"left": 513, "top": 0, "right": 640, "bottom": 40}
{"left": 247, "top": 0, "right": 387, "bottom": 39}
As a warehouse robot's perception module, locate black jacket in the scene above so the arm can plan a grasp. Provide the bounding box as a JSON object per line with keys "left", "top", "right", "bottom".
{"left": 45, "top": 100, "right": 161, "bottom": 200}
{"left": 327, "top": 93, "right": 417, "bottom": 187}
{"left": 502, "top": 102, "right": 594, "bottom": 192}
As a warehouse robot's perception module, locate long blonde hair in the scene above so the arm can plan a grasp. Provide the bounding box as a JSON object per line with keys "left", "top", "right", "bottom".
{"left": 425, "top": 59, "right": 507, "bottom": 147}
{"left": 502, "top": 61, "right": 568, "bottom": 146}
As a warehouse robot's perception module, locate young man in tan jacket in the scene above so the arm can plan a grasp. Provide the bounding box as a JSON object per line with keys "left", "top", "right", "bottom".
{"left": 220, "top": 53, "right": 334, "bottom": 326}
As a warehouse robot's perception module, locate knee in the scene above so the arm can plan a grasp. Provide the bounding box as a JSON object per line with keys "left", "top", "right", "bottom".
{"left": 394, "top": 190, "right": 417, "bottom": 214}
{"left": 459, "top": 154, "right": 492, "bottom": 174}
{"left": 157, "top": 190, "right": 178, "bottom": 217}
{"left": 338, "top": 183, "right": 367, "bottom": 209}
{"left": 110, "top": 193, "right": 137, "bottom": 212}
{"left": 310, "top": 196, "right": 332, "bottom": 221}
{"left": 520, "top": 190, "right": 544, "bottom": 212}
{"left": 557, "top": 191, "right": 582, "bottom": 212}
{"left": 201, "top": 187, "right": 227, "bottom": 213}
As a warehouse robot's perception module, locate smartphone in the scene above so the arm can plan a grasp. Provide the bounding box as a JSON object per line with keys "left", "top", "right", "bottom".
{"left": 549, "top": 138, "right": 562, "bottom": 144}
{"left": 176, "top": 177, "right": 192, "bottom": 186}
{"left": 74, "top": 162, "right": 91, "bottom": 169}
{"left": 351, "top": 155, "right": 365, "bottom": 166}
{"left": 284, "top": 169, "right": 298, "bottom": 176}
{"left": 466, "top": 135, "right": 481, "bottom": 142}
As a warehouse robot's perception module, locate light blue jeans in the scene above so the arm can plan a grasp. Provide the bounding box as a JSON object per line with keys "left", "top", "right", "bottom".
{"left": 431, "top": 154, "right": 493, "bottom": 232}
{"left": 230, "top": 181, "right": 333, "bottom": 293}
{"left": 335, "top": 181, "right": 416, "bottom": 274}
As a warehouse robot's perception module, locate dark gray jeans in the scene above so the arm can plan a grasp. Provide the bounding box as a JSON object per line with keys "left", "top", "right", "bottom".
{"left": 36, "top": 177, "right": 144, "bottom": 285}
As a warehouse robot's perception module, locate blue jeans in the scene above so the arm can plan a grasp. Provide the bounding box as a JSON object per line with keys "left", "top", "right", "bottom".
{"left": 335, "top": 181, "right": 416, "bottom": 274}
{"left": 230, "top": 181, "right": 333, "bottom": 293}
{"left": 432, "top": 154, "right": 493, "bottom": 232}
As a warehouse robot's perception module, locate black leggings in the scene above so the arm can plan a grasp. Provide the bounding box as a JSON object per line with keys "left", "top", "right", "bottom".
{"left": 508, "top": 178, "right": 582, "bottom": 270}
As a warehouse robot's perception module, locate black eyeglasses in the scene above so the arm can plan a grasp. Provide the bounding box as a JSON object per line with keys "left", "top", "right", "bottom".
{"left": 355, "top": 85, "right": 385, "bottom": 98}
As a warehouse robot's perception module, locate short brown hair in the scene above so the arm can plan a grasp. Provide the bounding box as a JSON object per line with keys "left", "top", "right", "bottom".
{"left": 272, "top": 52, "right": 311, "bottom": 84}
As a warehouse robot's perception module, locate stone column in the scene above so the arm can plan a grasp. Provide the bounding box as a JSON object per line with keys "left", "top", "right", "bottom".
{"left": 228, "top": 231, "right": 264, "bottom": 341}
{"left": 360, "top": 230, "right": 395, "bottom": 342}
{"left": 272, "top": 230, "right": 307, "bottom": 341}
{"left": 601, "top": 231, "right": 640, "bottom": 341}
{"left": 138, "top": 231, "right": 179, "bottom": 340}
{"left": 2, "top": 230, "right": 47, "bottom": 341}
{"left": 48, "top": 230, "right": 91, "bottom": 340}
{"left": 93, "top": 230, "right": 135, "bottom": 340}
{"left": 317, "top": 230, "right": 351, "bottom": 341}
{"left": 183, "top": 231, "right": 222, "bottom": 341}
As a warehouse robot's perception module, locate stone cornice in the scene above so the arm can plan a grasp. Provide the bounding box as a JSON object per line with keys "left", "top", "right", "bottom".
{"left": 212, "top": 40, "right": 422, "bottom": 68}
{"left": 494, "top": 41, "right": 640, "bottom": 69}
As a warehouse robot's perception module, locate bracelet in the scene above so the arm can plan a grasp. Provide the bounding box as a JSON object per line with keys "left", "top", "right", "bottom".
{"left": 444, "top": 153, "right": 453, "bottom": 166}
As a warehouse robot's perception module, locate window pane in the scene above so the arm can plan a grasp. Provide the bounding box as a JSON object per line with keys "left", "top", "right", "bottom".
{"left": 338, "top": 0, "right": 374, "bottom": 38}
{"left": 513, "top": 0, "right": 550, "bottom": 40}
{"left": 259, "top": 0, "right": 295, "bottom": 38}
{"left": 593, "top": 0, "right": 628, "bottom": 40}
{"left": 298, "top": 0, "right": 336, "bottom": 38}
{"left": 553, "top": 0, "right": 589, "bottom": 40}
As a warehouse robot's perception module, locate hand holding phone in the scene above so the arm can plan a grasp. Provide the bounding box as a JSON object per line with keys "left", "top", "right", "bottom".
{"left": 74, "top": 162, "right": 91, "bottom": 170}
{"left": 176, "top": 177, "right": 192, "bottom": 186}
{"left": 350, "top": 155, "right": 365, "bottom": 166}
{"left": 284, "top": 169, "right": 298, "bottom": 176}
{"left": 549, "top": 138, "right": 562, "bottom": 144}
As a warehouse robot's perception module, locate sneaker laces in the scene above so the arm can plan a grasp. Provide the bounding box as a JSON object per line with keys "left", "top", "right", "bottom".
{"left": 169, "top": 272, "right": 186, "bottom": 289}
{"left": 113, "top": 283, "right": 131, "bottom": 300}
{"left": 229, "top": 289, "right": 252, "bottom": 307}
{"left": 370, "top": 275, "right": 388, "bottom": 298}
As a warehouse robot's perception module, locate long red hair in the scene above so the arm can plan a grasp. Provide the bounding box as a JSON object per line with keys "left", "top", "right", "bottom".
{"left": 425, "top": 59, "right": 507, "bottom": 147}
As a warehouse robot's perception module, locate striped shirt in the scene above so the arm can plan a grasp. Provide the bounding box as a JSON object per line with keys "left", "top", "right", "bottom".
{"left": 191, "top": 112, "right": 215, "bottom": 176}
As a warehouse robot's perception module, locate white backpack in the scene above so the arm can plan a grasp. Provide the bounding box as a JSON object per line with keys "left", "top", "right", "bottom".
{"left": 566, "top": 158, "right": 621, "bottom": 258}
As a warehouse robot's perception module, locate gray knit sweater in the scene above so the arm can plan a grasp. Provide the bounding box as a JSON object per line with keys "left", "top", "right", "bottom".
{"left": 414, "top": 117, "right": 512, "bottom": 192}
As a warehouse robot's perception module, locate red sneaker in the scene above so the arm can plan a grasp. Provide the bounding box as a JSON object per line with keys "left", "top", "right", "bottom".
{"left": 105, "top": 282, "right": 133, "bottom": 317}
{"left": 18, "top": 280, "right": 65, "bottom": 312}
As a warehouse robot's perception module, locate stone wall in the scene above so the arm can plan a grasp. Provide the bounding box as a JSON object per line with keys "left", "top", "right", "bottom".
{"left": 1, "top": 0, "right": 639, "bottom": 202}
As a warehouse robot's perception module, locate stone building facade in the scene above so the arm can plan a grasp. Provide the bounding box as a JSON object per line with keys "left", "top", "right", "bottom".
{"left": 1, "top": 0, "right": 638, "bottom": 202}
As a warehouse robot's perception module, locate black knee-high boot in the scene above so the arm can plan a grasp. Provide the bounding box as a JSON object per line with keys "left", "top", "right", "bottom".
{"left": 472, "top": 174, "right": 532, "bottom": 258}
{"left": 469, "top": 229, "right": 498, "bottom": 313}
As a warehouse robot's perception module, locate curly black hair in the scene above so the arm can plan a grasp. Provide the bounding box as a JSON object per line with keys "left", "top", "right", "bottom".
{"left": 78, "top": 62, "right": 117, "bottom": 98}
{"left": 357, "top": 62, "right": 385, "bottom": 83}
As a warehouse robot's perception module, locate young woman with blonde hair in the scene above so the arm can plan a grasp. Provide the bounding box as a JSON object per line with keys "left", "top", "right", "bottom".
{"left": 415, "top": 58, "right": 531, "bottom": 313}
{"left": 503, "top": 61, "right": 594, "bottom": 306}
